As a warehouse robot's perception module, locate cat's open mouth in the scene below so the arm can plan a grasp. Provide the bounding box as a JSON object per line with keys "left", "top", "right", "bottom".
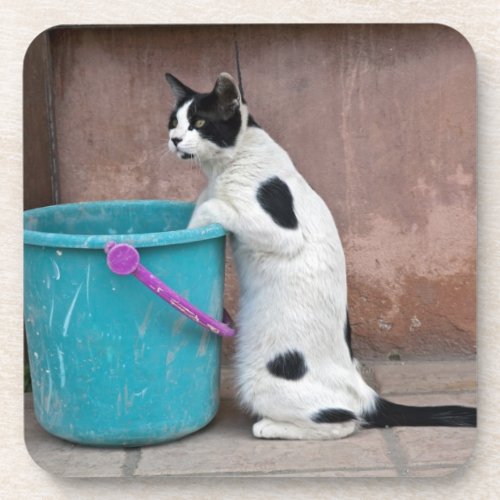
{"left": 179, "top": 152, "right": 194, "bottom": 160}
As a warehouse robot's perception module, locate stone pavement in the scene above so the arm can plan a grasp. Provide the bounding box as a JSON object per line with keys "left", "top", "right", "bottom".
{"left": 24, "top": 359, "right": 476, "bottom": 477}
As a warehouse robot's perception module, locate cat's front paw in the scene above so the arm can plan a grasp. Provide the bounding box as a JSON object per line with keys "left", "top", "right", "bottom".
{"left": 188, "top": 198, "right": 235, "bottom": 230}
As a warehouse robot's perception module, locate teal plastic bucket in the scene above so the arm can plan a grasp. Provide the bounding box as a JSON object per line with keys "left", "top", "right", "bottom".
{"left": 24, "top": 200, "right": 226, "bottom": 446}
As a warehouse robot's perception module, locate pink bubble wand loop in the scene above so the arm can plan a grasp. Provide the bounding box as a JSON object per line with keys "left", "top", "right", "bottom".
{"left": 105, "top": 242, "right": 235, "bottom": 337}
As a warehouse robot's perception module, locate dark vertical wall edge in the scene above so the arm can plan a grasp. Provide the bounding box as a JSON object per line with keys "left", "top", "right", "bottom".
{"left": 45, "top": 30, "right": 60, "bottom": 205}
{"left": 23, "top": 30, "right": 59, "bottom": 210}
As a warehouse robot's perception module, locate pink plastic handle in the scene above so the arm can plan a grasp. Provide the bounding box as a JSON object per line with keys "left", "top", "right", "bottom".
{"left": 104, "top": 242, "right": 235, "bottom": 337}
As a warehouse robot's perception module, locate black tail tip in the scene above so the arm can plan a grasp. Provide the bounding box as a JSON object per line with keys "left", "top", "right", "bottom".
{"left": 451, "top": 406, "right": 477, "bottom": 427}
{"left": 363, "top": 398, "right": 477, "bottom": 428}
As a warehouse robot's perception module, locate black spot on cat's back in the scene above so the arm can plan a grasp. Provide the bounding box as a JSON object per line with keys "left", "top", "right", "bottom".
{"left": 267, "top": 350, "right": 307, "bottom": 380}
{"left": 311, "top": 408, "right": 356, "bottom": 424}
{"left": 257, "top": 177, "right": 298, "bottom": 229}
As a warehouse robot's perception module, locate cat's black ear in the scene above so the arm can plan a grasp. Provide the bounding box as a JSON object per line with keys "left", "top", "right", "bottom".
{"left": 213, "top": 73, "right": 241, "bottom": 120}
{"left": 165, "top": 73, "right": 195, "bottom": 103}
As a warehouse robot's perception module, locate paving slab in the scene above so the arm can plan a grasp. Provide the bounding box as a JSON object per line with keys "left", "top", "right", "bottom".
{"left": 383, "top": 392, "right": 476, "bottom": 472}
{"left": 393, "top": 426, "right": 476, "bottom": 469}
{"left": 136, "top": 399, "right": 394, "bottom": 477}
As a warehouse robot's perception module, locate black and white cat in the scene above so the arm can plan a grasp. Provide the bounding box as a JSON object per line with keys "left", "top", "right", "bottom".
{"left": 165, "top": 71, "right": 476, "bottom": 439}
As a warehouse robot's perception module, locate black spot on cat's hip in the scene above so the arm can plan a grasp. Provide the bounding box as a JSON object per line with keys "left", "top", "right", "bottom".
{"left": 311, "top": 408, "right": 356, "bottom": 424}
{"left": 266, "top": 350, "right": 307, "bottom": 380}
{"left": 257, "top": 177, "right": 298, "bottom": 229}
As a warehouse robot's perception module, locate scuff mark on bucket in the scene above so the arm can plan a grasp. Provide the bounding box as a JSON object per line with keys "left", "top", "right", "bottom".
{"left": 86, "top": 263, "right": 91, "bottom": 306}
{"left": 51, "top": 259, "right": 60, "bottom": 280}
{"left": 124, "top": 384, "right": 132, "bottom": 412}
{"left": 133, "top": 341, "right": 146, "bottom": 363}
{"left": 196, "top": 331, "right": 209, "bottom": 357}
{"left": 117, "top": 392, "right": 122, "bottom": 416}
{"left": 134, "top": 388, "right": 148, "bottom": 399}
{"left": 172, "top": 315, "right": 186, "bottom": 336}
{"left": 57, "top": 347, "right": 66, "bottom": 388}
{"left": 62, "top": 282, "right": 83, "bottom": 337}
{"left": 138, "top": 302, "right": 154, "bottom": 337}
{"left": 44, "top": 367, "right": 53, "bottom": 413}
{"left": 49, "top": 298, "right": 55, "bottom": 329}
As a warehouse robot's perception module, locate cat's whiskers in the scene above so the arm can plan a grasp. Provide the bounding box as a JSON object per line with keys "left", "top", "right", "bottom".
{"left": 149, "top": 141, "right": 169, "bottom": 152}
{"left": 145, "top": 141, "right": 171, "bottom": 163}
{"left": 194, "top": 153, "right": 203, "bottom": 174}
{"left": 189, "top": 154, "right": 197, "bottom": 173}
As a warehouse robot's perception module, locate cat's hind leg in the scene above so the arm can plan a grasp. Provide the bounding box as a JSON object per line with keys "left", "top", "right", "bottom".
{"left": 252, "top": 417, "right": 358, "bottom": 440}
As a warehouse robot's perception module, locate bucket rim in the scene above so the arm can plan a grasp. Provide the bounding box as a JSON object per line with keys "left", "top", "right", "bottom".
{"left": 23, "top": 199, "right": 226, "bottom": 249}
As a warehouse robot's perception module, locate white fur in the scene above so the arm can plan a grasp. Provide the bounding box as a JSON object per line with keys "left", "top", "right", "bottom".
{"left": 169, "top": 81, "right": 378, "bottom": 440}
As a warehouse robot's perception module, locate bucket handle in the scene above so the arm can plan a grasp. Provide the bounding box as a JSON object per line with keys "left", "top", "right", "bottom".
{"left": 104, "top": 242, "right": 235, "bottom": 337}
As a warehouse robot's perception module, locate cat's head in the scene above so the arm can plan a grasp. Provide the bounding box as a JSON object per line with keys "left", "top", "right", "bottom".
{"left": 165, "top": 72, "right": 248, "bottom": 164}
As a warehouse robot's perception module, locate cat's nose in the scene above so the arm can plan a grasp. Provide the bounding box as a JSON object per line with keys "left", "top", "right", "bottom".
{"left": 171, "top": 137, "right": 182, "bottom": 147}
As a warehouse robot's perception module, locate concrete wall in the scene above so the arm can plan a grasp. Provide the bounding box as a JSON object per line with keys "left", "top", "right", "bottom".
{"left": 24, "top": 25, "right": 476, "bottom": 358}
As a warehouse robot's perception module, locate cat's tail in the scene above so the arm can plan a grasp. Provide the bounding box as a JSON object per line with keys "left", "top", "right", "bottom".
{"left": 362, "top": 397, "right": 476, "bottom": 428}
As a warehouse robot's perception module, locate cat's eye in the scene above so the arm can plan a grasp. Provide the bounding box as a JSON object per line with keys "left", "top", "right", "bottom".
{"left": 170, "top": 118, "right": 178, "bottom": 128}
{"left": 194, "top": 119, "right": 206, "bottom": 128}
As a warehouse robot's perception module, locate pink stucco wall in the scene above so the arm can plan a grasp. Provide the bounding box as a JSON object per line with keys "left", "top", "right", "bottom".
{"left": 28, "top": 24, "right": 476, "bottom": 357}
